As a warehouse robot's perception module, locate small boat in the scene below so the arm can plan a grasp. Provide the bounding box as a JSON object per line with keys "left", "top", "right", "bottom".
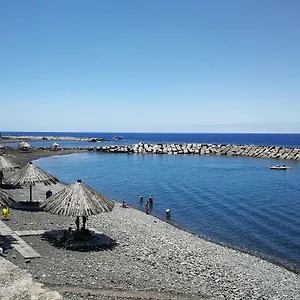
{"left": 113, "top": 136, "right": 123, "bottom": 141}
{"left": 269, "top": 165, "right": 291, "bottom": 170}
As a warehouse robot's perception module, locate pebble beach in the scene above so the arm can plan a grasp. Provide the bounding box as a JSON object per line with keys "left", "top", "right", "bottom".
{"left": 1, "top": 147, "right": 300, "bottom": 300}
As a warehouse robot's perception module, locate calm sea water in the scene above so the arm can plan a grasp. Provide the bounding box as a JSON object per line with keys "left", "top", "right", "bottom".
{"left": 35, "top": 151, "right": 300, "bottom": 271}
{"left": 3, "top": 132, "right": 300, "bottom": 148}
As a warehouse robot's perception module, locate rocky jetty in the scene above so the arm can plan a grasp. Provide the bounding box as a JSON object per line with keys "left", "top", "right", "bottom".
{"left": 97, "top": 143, "right": 300, "bottom": 160}
{"left": 2, "top": 137, "right": 300, "bottom": 160}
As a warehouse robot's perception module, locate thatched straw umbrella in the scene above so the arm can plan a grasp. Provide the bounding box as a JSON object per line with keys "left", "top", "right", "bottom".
{"left": 51, "top": 142, "right": 61, "bottom": 151}
{"left": 0, "top": 155, "right": 20, "bottom": 185}
{"left": 19, "top": 141, "right": 32, "bottom": 152}
{"left": 40, "top": 179, "right": 115, "bottom": 231}
{"left": 0, "top": 155, "right": 19, "bottom": 172}
{"left": 5, "top": 162, "right": 59, "bottom": 202}
{"left": 0, "top": 189, "right": 16, "bottom": 208}
{"left": 19, "top": 141, "right": 31, "bottom": 148}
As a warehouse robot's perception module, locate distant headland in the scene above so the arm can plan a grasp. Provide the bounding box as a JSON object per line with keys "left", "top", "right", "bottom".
{"left": 0, "top": 134, "right": 109, "bottom": 143}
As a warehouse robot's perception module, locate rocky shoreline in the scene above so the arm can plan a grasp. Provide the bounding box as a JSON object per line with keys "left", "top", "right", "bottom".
{"left": 1, "top": 148, "right": 300, "bottom": 299}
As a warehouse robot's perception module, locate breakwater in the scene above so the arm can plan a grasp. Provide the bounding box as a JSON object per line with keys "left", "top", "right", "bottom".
{"left": 97, "top": 143, "right": 300, "bottom": 160}
{"left": 2, "top": 139, "right": 300, "bottom": 160}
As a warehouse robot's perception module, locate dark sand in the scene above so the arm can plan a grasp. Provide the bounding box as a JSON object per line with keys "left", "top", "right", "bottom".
{"left": 0, "top": 145, "right": 88, "bottom": 168}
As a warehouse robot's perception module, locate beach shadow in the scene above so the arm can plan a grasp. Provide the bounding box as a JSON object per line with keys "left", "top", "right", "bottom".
{"left": 13, "top": 201, "right": 44, "bottom": 212}
{"left": 42, "top": 229, "right": 117, "bottom": 252}
{"left": 0, "top": 232, "right": 17, "bottom": 253}
{"left": 0, "top": 183, "right": 22, "bottom": 190}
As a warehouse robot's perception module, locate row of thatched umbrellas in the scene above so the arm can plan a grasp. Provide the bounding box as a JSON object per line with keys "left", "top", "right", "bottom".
{"left": 0, "top": 155, "right": 115, "bottom": 224}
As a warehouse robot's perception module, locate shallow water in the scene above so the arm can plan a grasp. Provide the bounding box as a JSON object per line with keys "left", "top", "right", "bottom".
{"left": 35, "top": 152, "right": 300, "bottom": 270}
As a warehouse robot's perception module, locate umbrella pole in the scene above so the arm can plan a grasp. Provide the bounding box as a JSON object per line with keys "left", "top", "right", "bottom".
{"left": 30, "top": 185, "right": 33, "bottom": 202}
{"left": 75, "top": 216, "right": 80, "bottom": 231}
{"left": 83, "top": 216, "right": 87, "bottom": 230}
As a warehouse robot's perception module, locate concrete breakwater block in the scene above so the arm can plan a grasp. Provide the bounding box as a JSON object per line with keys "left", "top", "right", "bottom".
{"left": 95, "top": 143, "right": 300, "bottom": 160}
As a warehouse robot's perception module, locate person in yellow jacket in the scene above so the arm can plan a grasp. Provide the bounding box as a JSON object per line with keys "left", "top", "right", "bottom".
{"left": 2, "top": 206, "right": 10, "bottom": 220}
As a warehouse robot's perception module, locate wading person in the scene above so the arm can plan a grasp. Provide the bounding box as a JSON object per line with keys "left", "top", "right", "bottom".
{"left": 149, "top": 194, "right": 153, "bottom": 204}
{"left": 166, "top": 208, "right": 171, "bottom": 218}
{"left": 144, "top": 201, "right": 149, "bottom": 214}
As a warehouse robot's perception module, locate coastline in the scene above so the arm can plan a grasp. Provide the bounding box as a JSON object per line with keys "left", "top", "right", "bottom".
{"left": 1, "top": 148, "right": 300, "bottom": 299}
{"left": 5, "top": 146, "right": 300, "bottom": 274}
{"left": 0, "top": 147, "right": 89, "bottom": 168}
{"left": 2, "top": 134, "right": 300, "bottom": 161}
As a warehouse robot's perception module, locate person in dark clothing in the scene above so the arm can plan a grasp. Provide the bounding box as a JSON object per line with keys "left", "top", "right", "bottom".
{"left": 144, "top": 201, "right": 149, "bottom": 214}
{"left": 46, "top": 189, "right": 52, "bottom": 199}
{"left": 149, "top": 194, "right": 153, "bottom": 204}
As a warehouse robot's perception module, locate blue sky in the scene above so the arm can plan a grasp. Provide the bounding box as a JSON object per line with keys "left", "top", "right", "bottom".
{"left": 1, "top": 0, "right": 300, "bottom": 133}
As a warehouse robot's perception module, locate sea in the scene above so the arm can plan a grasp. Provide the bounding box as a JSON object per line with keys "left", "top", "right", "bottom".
{"left": 2, "top": 132, "right": 300, "bottom": 271}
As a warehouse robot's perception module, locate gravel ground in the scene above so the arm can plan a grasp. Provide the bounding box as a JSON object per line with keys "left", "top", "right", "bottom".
{"left": 1, "top": 148, "right": 300, "bottom": 299}
{"left": 0, "top": 257, "right": 62, "bottom": 300}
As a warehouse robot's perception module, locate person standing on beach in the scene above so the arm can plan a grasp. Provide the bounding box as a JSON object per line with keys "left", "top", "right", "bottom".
{"left": 144, "top": 201, "right": 149, "bottom": 214}
{"left": 46, "top": 189, "right": 52, "bottom": 199}
{"left": 2, "top": 206, "right": 10, "bottom": 220}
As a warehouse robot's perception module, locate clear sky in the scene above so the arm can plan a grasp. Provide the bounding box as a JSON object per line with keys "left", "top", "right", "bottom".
{"left": 1, "top": 0, "right": 300, "bottom": 133}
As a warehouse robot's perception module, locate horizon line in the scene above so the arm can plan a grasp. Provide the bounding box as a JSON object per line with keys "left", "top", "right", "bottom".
{"left": 2, "top": 131, "right": 300, "bottom": 135}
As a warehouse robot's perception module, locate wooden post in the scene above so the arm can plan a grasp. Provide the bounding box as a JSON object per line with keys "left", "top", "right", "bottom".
{"left": 30, "top": 185, "right": 33, "bottom": 202}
